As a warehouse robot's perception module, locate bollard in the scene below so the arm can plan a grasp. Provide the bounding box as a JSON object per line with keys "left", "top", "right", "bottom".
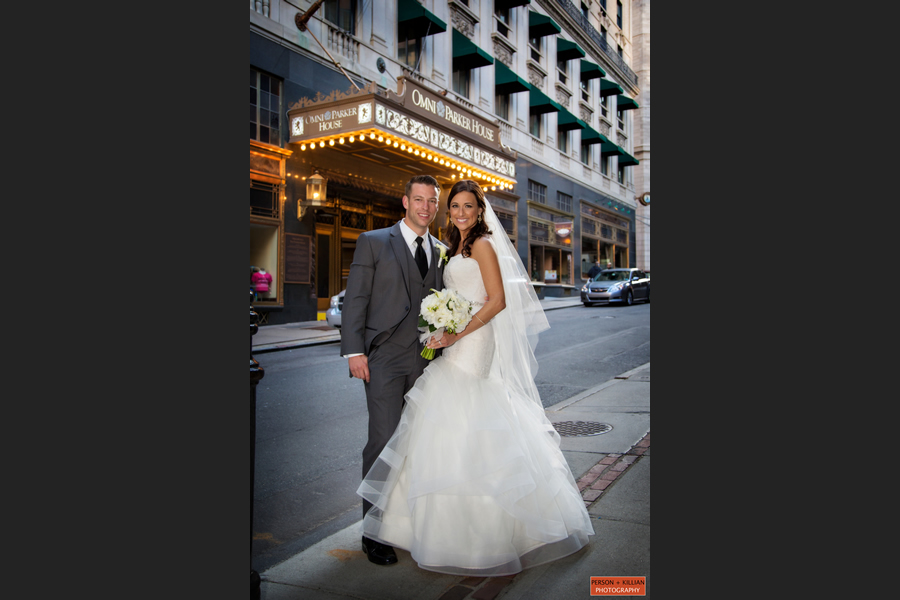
{"left": 250, "top": 292, "right": 264, "bottom": 600}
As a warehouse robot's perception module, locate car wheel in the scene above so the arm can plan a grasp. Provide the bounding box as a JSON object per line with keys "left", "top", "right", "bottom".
{"left": 583, "top": 301, "right": 594, "bottom": 307}
{"left": 645, "top": 289, "right": 650, "bottom": 303}
{"left": 622, "top": 289, "right": 633, "bottom": 306}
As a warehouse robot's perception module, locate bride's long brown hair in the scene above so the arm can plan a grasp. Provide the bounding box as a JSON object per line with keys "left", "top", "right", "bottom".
{"left": 446, "top": 179, "right": 492, "bottom": 258}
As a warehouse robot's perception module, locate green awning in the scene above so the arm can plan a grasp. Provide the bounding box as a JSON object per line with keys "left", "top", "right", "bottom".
{"left": 580, "top": 59, "right": 605, "bottom": 80}
{"left": 599, "top": 79, "right": 624, "bottom": 97}
{"left": 557, "top": 108, "right": 586, "bottom": 131}
{"left": 556, "top": 38, "right": 585, "bottom": 62}
{"left": 527, "top": 83, "right": 562, "bottom": 114}
{"left": 580, "top": 125, "right": 609, "bottom": 145}
{"left": 495, "top": 61, "right": 529, "bottom": 94}
{"left": 529, "top": 11, "right": 561, "bottom": 38}
{"left": 618, "top": 151, "right": 640, "bottom": 166}
{"left": 616, "top": 96, "right": 640, "bottom": 111}
{"left": 452, "top": 28, "right": 494, "bottom": 70}
{"left": 600, "top": 141, "right": 624, "bottom": 156}
{"left": 398, "top": 0, "right": 447, "bottom": 40}
{"left": 495, "top": 0, "right": 531, "bottom": 8}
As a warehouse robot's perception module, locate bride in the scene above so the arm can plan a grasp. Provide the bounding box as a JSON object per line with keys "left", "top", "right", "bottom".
{"left": 356, "top": 179, "right": 594, "bottom": 576}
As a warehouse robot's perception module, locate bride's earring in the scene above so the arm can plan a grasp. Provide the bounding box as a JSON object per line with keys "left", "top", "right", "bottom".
{"left": 477, "top": 213, "right": 483, "bottom": 223}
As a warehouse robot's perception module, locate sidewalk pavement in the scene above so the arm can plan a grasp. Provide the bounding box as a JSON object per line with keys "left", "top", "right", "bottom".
{"left": 255, "top": 309, "right": 651, "bottom": 599}
{"left": 252, "top": 296, "right": 585, "bottom": 353}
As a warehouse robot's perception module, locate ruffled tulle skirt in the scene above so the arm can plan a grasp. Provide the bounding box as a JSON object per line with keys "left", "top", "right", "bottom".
{"left": 357, "top": 350, "right": 594, "bottom": 576}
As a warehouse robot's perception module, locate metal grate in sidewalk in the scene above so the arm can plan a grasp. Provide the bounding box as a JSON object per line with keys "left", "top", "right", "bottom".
{"left": 552, "top": 421, "right": 613, "bottom": 437}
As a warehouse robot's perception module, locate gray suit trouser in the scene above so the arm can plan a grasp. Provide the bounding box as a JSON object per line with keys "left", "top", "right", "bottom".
{"left": 361, "top": 337, "right": 430, "bottom": 518}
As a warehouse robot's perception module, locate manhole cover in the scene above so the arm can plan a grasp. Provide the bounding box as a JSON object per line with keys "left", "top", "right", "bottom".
{"left": 552, "top": 421, "right": 613, "bottom": 437}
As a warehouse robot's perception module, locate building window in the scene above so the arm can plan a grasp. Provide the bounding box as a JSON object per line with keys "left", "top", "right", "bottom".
{"left": 558, "top": 192, "right": 572, "bottom": 213}
{"left": 581, "top": 142, "right": 591, "bottom": 166}
{"left": 601, "top": 26, "right": 607, "bottom": 42}
{"left": 557, "top": 59, "right": 569, "bottom": 86}
{"left": 530, "top": 243, "right": 572, "bottom": 285}
{"left": 398, "top": 36, "right": 422, "bottom": 70}
{"left": 617, "top": 108, "right": 625, "bottom": 132}
{"left": 452, "top": 67, "right": 470, "bottom": 98}
{"left": 600, "top": 94, "right": 609, "bottom": 119}
{"left": 581, "top": 2, "right": 590, "bottom": 20}
{"left": 617, "top": 44, "right": 623, "bottom": 58}
{"left": 496, "top": 92, "right": 510, "bottom": 121}
{"left": 495, "top": 7, "right": 510, "bottom": 38}
{"left": 529, "top": 35, "right": 543, "bottom": 63}
{"left": 558, "top": 128, "right": 569, "bottom": 153}
{"left": 250, "top": 68, "right": 282, "bottom": 146}
{"left": 494, "top": 209, "right": 516, "bottom": 239}
{"left": 580, "top": 78, "right": 591, "bottom": 102}
{"left": 617, "top": 1, "right": 623, "bottom": 28}
{"left": 250, "top": 179, "right": 281, "bottom": 219}
{"left": 600, "top": 154, "right": 609, "bottom": 176}
{"left": 617, "top": 162, "right": 626, "bottom": 184}
{"left": 529, "top": 112, "right": 543, "bottom": 138}
{"left": 528, "top": 180, "right": 547, "bottom": 205}
{"left": 324, "top": 0, "right": 356, "bottom": 33}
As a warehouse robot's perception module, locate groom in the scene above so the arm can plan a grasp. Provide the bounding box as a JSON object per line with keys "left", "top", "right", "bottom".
{"left": 341, "top": 174, "right": 445, "bottom": 566}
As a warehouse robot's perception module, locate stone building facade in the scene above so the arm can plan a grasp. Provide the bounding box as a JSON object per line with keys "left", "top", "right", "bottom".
{"left": 250, "top": 0, "right": 648, "bottom": 323}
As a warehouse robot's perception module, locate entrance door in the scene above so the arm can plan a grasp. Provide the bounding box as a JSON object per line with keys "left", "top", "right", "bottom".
{"left": 316, "top": 232, "right": 331, "bottom": 311}
{"left": 340, "top": 239, "right": 356, "bottom": 295}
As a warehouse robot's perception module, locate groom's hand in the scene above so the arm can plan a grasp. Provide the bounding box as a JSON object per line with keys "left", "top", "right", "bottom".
{"left": 348, "top": 355, "right": 370, "bottom": 383}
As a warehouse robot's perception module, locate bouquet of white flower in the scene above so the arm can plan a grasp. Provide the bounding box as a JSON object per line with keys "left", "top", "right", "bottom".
{"left": 418, "top": 288, "right": 473, "bottom": 359}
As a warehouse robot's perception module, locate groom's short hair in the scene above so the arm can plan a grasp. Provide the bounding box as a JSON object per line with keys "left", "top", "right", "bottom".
{"left": 405, "top": 175, "right": 441, "bottom": 199}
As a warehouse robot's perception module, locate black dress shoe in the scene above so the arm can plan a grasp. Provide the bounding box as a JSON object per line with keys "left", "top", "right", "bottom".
{"left": 361, "top": 536, "right": 398, "bottom": 566}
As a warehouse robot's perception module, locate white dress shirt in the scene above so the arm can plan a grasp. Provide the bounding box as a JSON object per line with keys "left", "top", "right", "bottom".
{"left": 398, "top": 218, "right": 431, "bottom": 267}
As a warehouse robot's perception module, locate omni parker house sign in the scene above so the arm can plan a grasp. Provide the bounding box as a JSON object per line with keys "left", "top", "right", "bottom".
{"left": 287, "top": 78, "right": 517, "bottom": 189}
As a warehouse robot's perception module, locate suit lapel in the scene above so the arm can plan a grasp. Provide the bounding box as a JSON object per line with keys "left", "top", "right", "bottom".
{"left": 389, "top": 223, "right": 411, "bottom": 293}
{"left": 429, "top": 234, "right": 445, "bottom": 288}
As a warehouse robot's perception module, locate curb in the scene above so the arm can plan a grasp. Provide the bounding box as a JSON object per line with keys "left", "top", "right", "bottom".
{"left": 251, "top": 302, "right": 582, "bottom": 354}
{"left": 253, "top": 335, "right": 341, "bottom": 353}
{"left": 544, "top": 361, "right": 649, "bottom": 413}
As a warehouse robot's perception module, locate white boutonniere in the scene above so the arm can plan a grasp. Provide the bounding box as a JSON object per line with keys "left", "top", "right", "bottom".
{"left": 437, "top": 244, "right": 449, "bottom": 267}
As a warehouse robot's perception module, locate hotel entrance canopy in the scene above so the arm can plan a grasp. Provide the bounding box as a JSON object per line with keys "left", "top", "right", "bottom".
{"left": 286, "top": 78, "right": 517, "bottom": 191}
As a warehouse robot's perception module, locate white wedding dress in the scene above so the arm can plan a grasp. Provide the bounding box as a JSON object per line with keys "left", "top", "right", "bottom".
{"left": 357, "top": 253, "right": 594, "bottom": 576}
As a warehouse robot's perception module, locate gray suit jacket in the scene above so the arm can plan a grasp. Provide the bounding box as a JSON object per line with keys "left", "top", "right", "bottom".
{"left": 340, "top": 222, "right": 446, "bottom": 357}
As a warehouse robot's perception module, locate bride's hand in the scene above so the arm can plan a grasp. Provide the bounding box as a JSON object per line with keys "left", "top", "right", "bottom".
{"left": 427, "top": 332, "right": 457, "bottom": 349}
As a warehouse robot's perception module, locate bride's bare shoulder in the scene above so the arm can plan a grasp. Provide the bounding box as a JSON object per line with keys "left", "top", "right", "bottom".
{"left": 469, "top": 235, "right": 498, "bottom": 261}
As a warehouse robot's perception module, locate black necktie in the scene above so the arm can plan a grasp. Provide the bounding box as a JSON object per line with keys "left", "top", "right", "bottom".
{"left": 414, "top": 236, "right": 428, "bottom": 279}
